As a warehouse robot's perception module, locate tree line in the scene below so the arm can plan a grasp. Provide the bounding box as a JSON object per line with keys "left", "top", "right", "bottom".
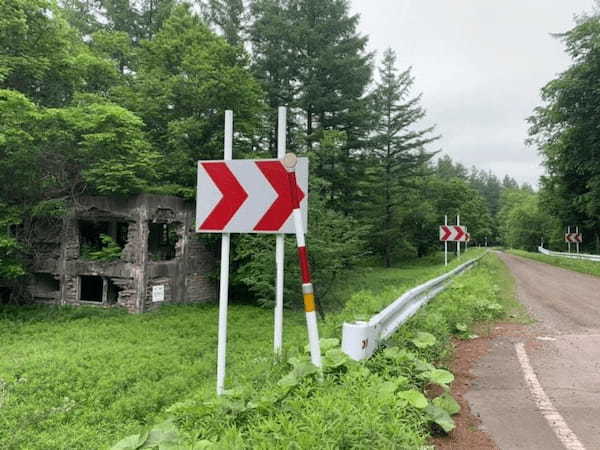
{"left": 499, "top": 6, "right": 600, "bottom": 254}
{"left": 0, "top": 0, "right": 525, "bottom": 307}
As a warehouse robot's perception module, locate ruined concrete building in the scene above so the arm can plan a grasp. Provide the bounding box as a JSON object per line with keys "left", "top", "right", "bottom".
{"left": 21, "top": 194, "right": 215, "bottom": 312}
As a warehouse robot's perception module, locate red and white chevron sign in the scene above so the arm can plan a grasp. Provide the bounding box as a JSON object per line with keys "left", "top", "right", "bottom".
{"left": 196, "top": 158, "right": 308, "bottom": 233}
{"left": 439, "top": 225, "right": 467, "bottom": 242}
{"left": 565, "top": 233, "right": 583, "bottom": 243}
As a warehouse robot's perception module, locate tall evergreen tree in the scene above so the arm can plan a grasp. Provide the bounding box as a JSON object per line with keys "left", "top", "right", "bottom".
{"left": 60, "top": 0, "right": 176, "bottom": 41}
{"left": 249, "top": 0, "right": 372, "bottom": 211}
{"left": 202, "top": 0, "right": 247, "bottom": 47}
{"left": 365, "top": 49, "right": 437, "bottom": 266}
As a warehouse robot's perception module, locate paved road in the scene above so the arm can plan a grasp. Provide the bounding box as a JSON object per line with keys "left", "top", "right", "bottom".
{"left": 466, "top": 252, "right": 600, "bottom": 450}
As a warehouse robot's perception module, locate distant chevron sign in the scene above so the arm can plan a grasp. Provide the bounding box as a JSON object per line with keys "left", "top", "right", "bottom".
{"left": 196, "top": 158, "right": 308, "bottom": 233}
{"left": 565, "top": 233, "right": 582, "bottom": 244}
{"left": 439, "top": 225, "right": 467, "bottom": 242}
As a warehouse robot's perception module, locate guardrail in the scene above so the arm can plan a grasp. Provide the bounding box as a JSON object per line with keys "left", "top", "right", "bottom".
{"left": 538, "top": 246, "right": 600, "bottom": 262}
{"left": 341, "top": 252, "right": 488, "bottom": 361}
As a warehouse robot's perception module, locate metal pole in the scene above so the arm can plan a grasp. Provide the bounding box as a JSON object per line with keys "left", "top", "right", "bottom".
{"left": 216, "top": 110, "right": 233, "bottom": 396}
{"left": 283, "top": 153, "right": 321, "bottom": 368}
{"left": 457, "top": 215, "right": 461, "bottom": 259}
{"left": 444, "top": 215, "right": 448, "bottom": 267}
{"left": 576, "top": 226, "right": 580, "bottom": 254}
{"left": 568, "top": 225, "right": 571, "bottom": 254}
{"left": 274, "top": 107, "right": 286, "bottom": 357}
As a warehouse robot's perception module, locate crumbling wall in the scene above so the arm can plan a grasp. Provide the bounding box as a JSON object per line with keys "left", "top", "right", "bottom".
{"left": 24, "top": 194, "right": 215, "bottom": 313}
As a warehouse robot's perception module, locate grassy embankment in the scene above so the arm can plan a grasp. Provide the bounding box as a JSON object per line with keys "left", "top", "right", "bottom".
{"left": 508, "top": 249, "right": 600, "bottom": 278}
{"left": 0, "top": 248, "right": 521, "bottom": 449}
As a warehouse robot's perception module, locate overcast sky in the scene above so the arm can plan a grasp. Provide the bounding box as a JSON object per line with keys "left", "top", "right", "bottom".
{"left": 349, "top": 0, "right": 596, "bottom": 186}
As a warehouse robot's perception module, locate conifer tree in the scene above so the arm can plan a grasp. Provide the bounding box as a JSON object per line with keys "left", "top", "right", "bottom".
{"left": 366, "top": 48, "right": 437, "bottom": 266}
{"left": 249, "top": 0, "right": 372, "bottom": 211}
{"left": 202, "top": 0, "right": 247, "bottom": 47}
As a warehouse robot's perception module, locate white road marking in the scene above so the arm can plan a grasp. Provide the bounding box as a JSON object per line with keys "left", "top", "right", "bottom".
{"left": 515, "top": 342, "right": 586, "bottom": 450}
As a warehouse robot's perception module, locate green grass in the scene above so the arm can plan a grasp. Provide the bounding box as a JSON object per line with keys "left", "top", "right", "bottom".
{"left": 508, "top": 249, "right": 600, "bottom": 278}
{"left": 0, "top": 248, "right": 512, "bottom": 449}
{"left": 0, "top": 304, "right": 309, "bottom": 449}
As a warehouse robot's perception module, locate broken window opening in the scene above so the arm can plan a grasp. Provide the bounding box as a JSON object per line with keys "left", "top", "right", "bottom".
{"left": 148, "top": 223, "right": 178, "bottom": 261}
{"left": 106, "top": 279, "right": 123, "bottom": 304}
{"left": 33, "top": 273, "right": 60, "bottom": 294}
{"left": 79, "top": 220, "right": 129, "bottom": 260}
{"left": 80, "top": 275, "right": 103, "bottom": 302}
{"left": 116, "top": 222, "right": 129, "bottom": 248}
{"left": 8, "top": 224, "right": 23, "bottom": 238}
{"left": 0, "top": 287, "right": 11, "bottom": 304}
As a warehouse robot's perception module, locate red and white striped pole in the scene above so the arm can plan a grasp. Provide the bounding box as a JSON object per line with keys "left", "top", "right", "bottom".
{"left": 283, "top": 153, "right": 322, "bottom": 368}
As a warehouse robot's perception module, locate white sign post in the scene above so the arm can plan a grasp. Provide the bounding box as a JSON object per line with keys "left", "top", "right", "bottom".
{"left": 274, "top": 107, "right": 286, "bottom": 357}
{"left": 457, "top": 215, "right": 461, "bottom": 259}
{"left": 444, "top": 215, "right": 448, "bottom": 266}
{"left": 576, "top": 226, "right": 580, "bottom": 254}
{"left": 568, "top": 225, "right": 571, "bottom": 254}
{"left": 216, "top": 110, "right": 233, "bottom": 396}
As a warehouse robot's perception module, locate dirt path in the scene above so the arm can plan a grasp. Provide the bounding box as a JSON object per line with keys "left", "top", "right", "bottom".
{"left": 463, "top": 252, "right": 600, "bottom": 450}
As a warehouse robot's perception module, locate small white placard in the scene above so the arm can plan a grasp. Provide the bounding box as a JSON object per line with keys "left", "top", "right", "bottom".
{"left": 152, "top": 285, "right": 165, "bottom": 302}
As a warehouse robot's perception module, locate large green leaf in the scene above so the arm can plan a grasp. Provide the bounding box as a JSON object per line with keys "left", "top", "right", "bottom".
{"left": 323, "top": 348, "right": 349, "bottom": 369}
{"left": 110, "top": 420, "right": 182, "bottom": 450}
{"left": 433, "top": 393, "right": 461, "bottom": 415}
{"left": 414, "top": 359, "right": 435, "bottom": 373}
{"left": 377, "top": 381, "right": 398, "bottom": 399}
{"left": 320, "top": 338, "right": 340, "bottom": 352}
{"left": 293, "top": 361, "right": 320, "bottom": 378}
{"left": 425, "top": 404, "right": 456, "bottom": 433}
{"left": 422, "top": 368, "right": 454, "bottom": 386}
{"left": 411, "top": 332, "right": 437, "bottom": 349}
{"left": 110, "top": 434, "right": 144, "bottom": 450}
{"left": 455, "top": 322, "right": 468, "bottom": 332}
{"left": 277, "top": 373, "right": 299, "bottom": 389}
{"left": 397, "top": 390, "right": 428, "bottom": 409}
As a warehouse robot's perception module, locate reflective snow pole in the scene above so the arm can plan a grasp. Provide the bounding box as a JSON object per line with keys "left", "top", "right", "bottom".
{"left": 283, "top": 153, "right": 321, "bottom": 368}
{"left": 274, "top": 107, "right": 286, "bottom": 357}
{"left": 216, "top": 110, "right": 233, "bottom": 396}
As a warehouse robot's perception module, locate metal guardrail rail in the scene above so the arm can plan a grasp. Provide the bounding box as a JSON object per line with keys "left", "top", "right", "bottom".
{"left": 538, "top": 246, "right": 600, "bottom": 262}
{"left": 341, "top": 252, "right": 488, "bottom": 361}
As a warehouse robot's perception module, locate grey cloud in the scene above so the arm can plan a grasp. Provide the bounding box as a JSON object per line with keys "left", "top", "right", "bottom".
{"left": 351, "top": 0, "right": 596, "bottom": 186}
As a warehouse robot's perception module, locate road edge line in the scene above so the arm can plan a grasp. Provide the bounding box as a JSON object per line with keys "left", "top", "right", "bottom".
{"left": 514, "top": 342, "right": 586, "bottom": 450}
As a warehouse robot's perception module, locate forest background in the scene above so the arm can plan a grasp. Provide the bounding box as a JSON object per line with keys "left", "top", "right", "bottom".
{"left": 1, "top": 0, "right": 597, "bottom": 308}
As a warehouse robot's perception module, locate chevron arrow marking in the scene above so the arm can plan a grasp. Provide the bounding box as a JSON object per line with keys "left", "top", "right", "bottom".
{"left": 254, "top": 161, "right": 305, "bottom": 232}
{"left": 440, "top": 225, "right": 452, "bottom": 241}
{"left": 454, "top": 226, "right": 465, "bottom": 241}
{"left": 200, "top": 162, "right": 248, "bottom": 230}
